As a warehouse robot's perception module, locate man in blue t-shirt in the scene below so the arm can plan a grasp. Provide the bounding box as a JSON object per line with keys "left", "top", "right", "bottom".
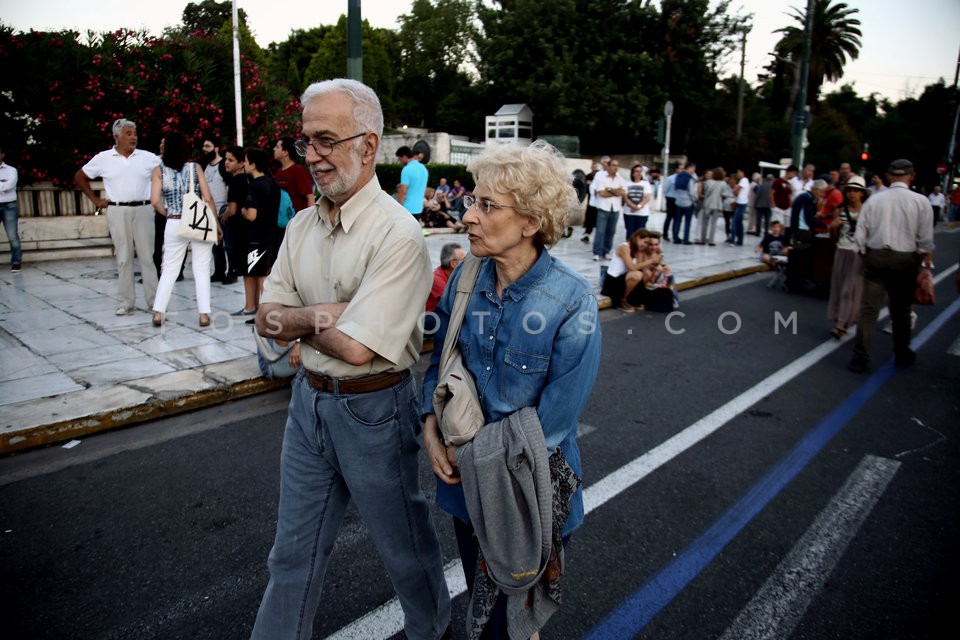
{"left": 395, "top": 146, "right": 428, "bottom": 218}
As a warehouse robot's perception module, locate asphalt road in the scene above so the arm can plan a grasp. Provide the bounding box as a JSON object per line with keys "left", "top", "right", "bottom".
{"left": 2, "top": 235, "right": 959, "bottom": 640}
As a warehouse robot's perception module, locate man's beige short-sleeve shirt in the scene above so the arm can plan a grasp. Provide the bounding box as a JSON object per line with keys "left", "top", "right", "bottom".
{"left": 261, "top": 176, "right": 433, "bottom": 378}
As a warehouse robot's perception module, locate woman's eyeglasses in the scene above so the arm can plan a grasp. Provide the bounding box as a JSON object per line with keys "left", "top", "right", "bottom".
{"left": 463, "top": 194, "right": 520, "bottom": 214}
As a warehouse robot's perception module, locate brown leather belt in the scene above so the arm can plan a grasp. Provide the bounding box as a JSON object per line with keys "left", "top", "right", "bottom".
{"left": 305, "top": 369, "right": 410, "bottom": 394}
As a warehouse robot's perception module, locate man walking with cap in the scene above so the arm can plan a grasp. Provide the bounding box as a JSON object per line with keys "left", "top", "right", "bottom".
{"left": 75, "top": 118, "right": 160, "bottom": 315}
{"left": 849, "top": 158, "right": 934, "bottom": 373}
{"left": 251, "top": 79, "right": 450, "bottom": 640}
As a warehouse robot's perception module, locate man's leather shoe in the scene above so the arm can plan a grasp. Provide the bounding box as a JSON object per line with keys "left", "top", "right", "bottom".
{"left": 894, "top": 350, "right": 916, "bottom": 368}
{"left": 848, "top": 357, "right": 869, "bottom": 373}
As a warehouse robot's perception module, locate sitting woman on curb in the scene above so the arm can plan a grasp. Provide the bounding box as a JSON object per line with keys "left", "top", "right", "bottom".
{"left": 636, "top": 231, "right": 679, "bottom": 312}
{"left": 150, "top": 130, "right": 221, "bottom": 328}
{"left": 601, "top": 228, "right": 659, "bottom": 312}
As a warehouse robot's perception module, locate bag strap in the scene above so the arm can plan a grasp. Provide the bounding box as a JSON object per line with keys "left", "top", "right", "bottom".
{"left": 438, "top": 254, "right": 482, "bottom": 373}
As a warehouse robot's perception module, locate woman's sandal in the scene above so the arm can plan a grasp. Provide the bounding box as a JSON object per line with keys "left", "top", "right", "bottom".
{"left": 829, "top": 326, "right": 847, "bottom": 340}
{"left": 152, "top": 312, "right": 164, "bottom": 327}
{"left": 199, "top": 314, "right": 211, "bottom": 327}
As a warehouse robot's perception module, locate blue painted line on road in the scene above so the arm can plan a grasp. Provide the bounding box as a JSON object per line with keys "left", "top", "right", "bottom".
{"left": 584, "top": 295, "right": 960, "bottom": 640}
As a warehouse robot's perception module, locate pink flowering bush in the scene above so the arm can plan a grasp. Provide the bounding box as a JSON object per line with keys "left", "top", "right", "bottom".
{"left": 0, "top": 26, "right": 300, "bottom": 187}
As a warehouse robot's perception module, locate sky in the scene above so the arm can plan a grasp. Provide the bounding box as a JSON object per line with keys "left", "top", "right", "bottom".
{"left": 1, "top": 0, "right": 958, "bottom": 102}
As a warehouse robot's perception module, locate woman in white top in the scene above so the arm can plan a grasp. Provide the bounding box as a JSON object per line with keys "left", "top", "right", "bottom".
{"left": 150, "top": 131, "right": 221, "bottom": 327}
{"left": 826, "top": 176, "right": 869, "bottom": 339}
{"left": 622, "top": 163, "right": 652, "bottom": 240}
{"left": 601, "top": 228, "right": 661, "bottom": 312}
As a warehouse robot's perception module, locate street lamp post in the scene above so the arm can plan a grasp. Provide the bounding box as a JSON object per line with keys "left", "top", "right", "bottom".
{"left": 231, "top": 0, "right": 242, "bottom": 146}
{"left": 660, "top": 100, "right": 674, "bottom": 212}
{"left": 791, "top": 0, "right": 815, "bottom": 168}
{"left": 347, "top": 0, "right": 363, "bottom": 81}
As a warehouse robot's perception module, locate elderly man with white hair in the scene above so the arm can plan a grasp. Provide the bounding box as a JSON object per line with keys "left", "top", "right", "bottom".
{"left": 251, "top": 79, "right": 450, "bottom": 640}
{"left": 75, "top": 118, "right": 160, "bottom": 315}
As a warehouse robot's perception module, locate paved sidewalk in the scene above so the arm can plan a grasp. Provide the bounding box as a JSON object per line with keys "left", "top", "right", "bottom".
{"left": 0, "top": 212, "right": 767, "bottom": 454}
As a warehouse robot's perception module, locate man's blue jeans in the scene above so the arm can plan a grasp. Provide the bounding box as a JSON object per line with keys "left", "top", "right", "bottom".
{"left": 592, "top": 208, "right": 618, "bottom": 257}
{"left": 673, "top": 205, "right": 694, "bottom": 243}
{"left": 1, "top": 202, "right": 21, "bottom": 265}
{"left": 251, "top": 371, "right": 451, "bottom": 640}
{"left": 731, "top": 204, "right": 747, "bottom": 245}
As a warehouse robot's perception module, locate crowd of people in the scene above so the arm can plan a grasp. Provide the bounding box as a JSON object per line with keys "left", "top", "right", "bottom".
{"left": 577, "top": 152, "right": 940, "bottom": 377}
{"left": 70, "top": 119, "right": 316, "bottom": 331}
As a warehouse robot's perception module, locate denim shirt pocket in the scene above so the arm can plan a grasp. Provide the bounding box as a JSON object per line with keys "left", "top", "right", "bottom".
{"left": 501, "top": 348, "right": 550, "bottom": 409}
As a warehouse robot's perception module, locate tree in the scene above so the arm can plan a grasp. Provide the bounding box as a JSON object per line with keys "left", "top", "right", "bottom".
{"left": 264, "top": 26, "right": 333, "bottom": 97}
{"left": 861, "top": 81, "right": 958, "bottom": 190}
{"left": 180, "top": 0, "right": 248, "bottom": 37}
{"left": 474, "top": 0, "right": 656, "bottom": 152}
{"left": 773, "top": 0, "right": 862, "bottom": 108}
{"left": 654, "top": 0, "right": 750, "bottom": 157}
{"left": 0, "top": 27, "right": 298, "bottom": 185}
{"left": 395, "top": 0, "right": 478, "bottom": 130}
{"left": 301, "top": 16, "right": 400, "bottom": 121}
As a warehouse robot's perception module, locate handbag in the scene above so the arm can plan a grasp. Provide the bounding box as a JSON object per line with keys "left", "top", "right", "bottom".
{"left": 253, "top": 330, "right": 299, "bottom": 380}
{"left": 432, "top": 254, "right": 485, "bottom": 446}
{"left": 176, "top": 163, "right": 216, "bottom": 243}
{"left": 914, "top": 267, "right": 935, "bottom": 305}
{"left": 277, "top": 188, "right": 297, "bottom": 228}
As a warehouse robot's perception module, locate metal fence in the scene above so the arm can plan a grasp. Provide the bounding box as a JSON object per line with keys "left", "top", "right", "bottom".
{"left": 449, "top": 140, "right": 485, "bottom": 166}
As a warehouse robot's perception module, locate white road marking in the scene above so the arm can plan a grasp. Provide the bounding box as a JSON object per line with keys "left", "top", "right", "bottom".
{"left": 583, "top": 336, "right": 845, "bottom": 513}
{"left": 718, "top": 454, "right": 900, "bottom": 640}
{"left": 326, "top": 562, "right": 466, "bottom": 640}
{"left": 948, "top": 335, "right": 960, "bottom": 356}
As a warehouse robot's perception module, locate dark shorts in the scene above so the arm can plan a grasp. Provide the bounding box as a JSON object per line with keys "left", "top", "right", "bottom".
{"left": 421, "top": 209, "right": 455, "bottom": 228}
{"left": 601, "top": 273, "right": 646, "bottom": 308}
{"left": 245, "top": 241, "right": 275, "bottom": 277}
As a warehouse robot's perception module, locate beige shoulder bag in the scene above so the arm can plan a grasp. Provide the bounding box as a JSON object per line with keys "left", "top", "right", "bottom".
{"left": 432, "top": 254, "right": 485, "bottom": 445}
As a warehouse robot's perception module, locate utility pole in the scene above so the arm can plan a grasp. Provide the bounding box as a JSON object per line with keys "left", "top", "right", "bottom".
{"left": 943, "top": 43, "right": 960, "bottom": 193}
{"left": 347, "top": 0, "right": 363, "bottom": 81}
{"left": 736, "top": 27, "right": 747, "bottom": 142}
{"left": 791, "top": 0, "right": 815, "bottom": 168}
{"left": 231, "top": 0, "right": 242, "bottom": 146}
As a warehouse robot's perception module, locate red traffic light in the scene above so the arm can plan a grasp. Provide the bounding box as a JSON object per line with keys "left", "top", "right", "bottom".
{"left": 860, "top": 152, "right": 869, "bottom": 161}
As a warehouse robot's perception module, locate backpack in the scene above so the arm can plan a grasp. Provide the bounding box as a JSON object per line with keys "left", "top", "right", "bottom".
{"left": 572, "top": 169, "right": 588, "bottom": 203}
{"left": 674, "top": 171, "right": 692, "bottom": 191}
{"left": 277, "top": 188, "right": 296, "bottom": 228}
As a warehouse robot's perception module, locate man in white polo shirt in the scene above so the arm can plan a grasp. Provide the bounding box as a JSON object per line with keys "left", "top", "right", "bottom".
{"left": 75, "top": 119, "right": 160, "bottom": 315}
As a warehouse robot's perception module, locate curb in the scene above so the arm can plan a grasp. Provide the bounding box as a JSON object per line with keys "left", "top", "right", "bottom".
{"left": 596, "top": 263, "right": 769, "bottom": 309}
{"left": 1, "top": 377, "right": 290, "bottom": 456}
{"left": 2, "top": 265, "right": 770, "bottom": 456}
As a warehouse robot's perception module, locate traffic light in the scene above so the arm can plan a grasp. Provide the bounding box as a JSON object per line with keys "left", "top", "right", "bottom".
{"left": 653, "top": 118, "right": 665, "bottom": 145}
{"left": 860, "top": 143, "right": 869, "bottom": 162}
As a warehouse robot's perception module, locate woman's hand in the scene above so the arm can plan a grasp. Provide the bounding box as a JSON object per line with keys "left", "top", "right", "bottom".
{"left": 423, "top": 414, "right": 461, "bottom": 485}
{"left": 287, "top": 342, "right": 301, "bottom": 368}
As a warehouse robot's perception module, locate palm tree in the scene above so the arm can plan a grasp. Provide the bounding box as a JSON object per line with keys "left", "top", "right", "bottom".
{"left": 774, "top": 0, "right": 862, "bottom": 108}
